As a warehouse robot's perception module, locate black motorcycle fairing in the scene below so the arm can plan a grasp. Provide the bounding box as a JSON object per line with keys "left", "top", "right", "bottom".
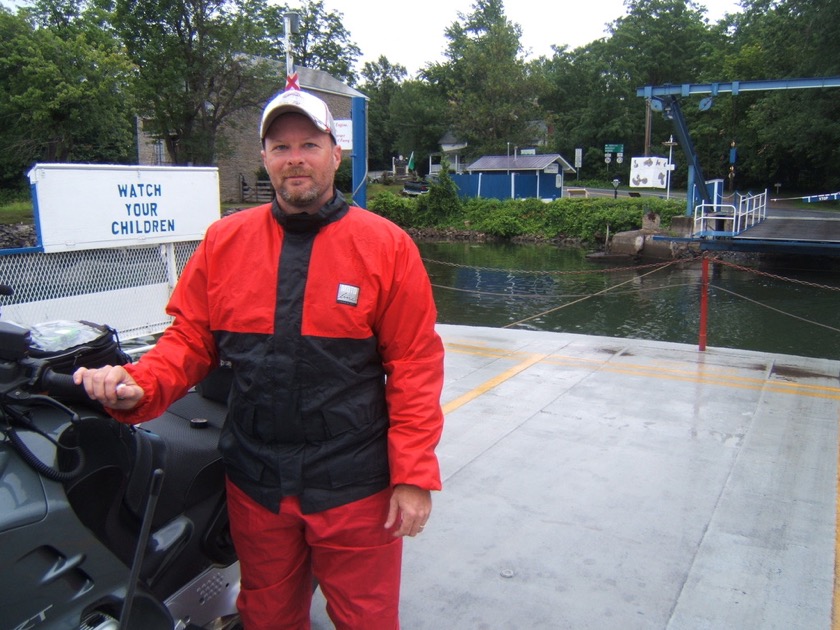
{"left": 0, "top": 318, "right": 240, "bottom": 630}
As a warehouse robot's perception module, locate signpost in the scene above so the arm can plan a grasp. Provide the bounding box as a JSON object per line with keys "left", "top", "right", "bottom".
{"left": 662, "top": 135, "right": 678, "bottom": 199}
{"left": 604, "top": 143, "right": 624, "bottom": 165}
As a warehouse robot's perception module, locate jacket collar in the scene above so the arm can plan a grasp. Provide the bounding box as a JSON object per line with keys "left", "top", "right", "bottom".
{"left": 271, "top": 190, "right": 350, "bottom": 233}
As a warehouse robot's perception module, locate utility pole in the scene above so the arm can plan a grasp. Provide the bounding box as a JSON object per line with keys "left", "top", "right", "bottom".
{"left": 283, "top": 12, "right": 300, "bottom": 77}
{"left": 662, "top": 135, "right": 678, "bottom": 200}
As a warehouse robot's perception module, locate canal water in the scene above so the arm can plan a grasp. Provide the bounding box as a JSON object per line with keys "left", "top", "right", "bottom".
{"left": 418, "top": 241, "right": 840, "bottom": 361}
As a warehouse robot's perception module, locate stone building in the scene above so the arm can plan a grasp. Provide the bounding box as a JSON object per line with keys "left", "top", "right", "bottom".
{"left": 136, "top": 66, "right": 366, "bottom": 203}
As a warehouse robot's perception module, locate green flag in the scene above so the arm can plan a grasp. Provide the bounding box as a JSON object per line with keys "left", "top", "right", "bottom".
{"left": 407, "top": 151, "right": 415, "bottom": 171}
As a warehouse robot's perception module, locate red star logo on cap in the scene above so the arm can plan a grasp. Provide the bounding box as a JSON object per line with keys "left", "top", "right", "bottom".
{"left": 285, "top": 72, "right": 300, "bottom": 91}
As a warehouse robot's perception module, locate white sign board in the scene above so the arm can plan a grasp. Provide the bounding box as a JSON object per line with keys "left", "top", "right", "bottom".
{"left": 335, "top": 119, "right": 353, "bottom": 151}
{"left": 28, "top": 164, "right": 220, "bottom": 252}
{"left": 629, "top": 156, "right": 668, "bottom": 188}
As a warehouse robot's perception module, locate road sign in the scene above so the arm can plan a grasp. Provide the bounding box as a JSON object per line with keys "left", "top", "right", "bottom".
{"left": 605, "top": 143, "right": 624, "bottom": 154}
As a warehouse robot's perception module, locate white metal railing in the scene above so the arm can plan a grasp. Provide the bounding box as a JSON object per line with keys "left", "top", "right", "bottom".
{"left": 0, "top": 242, "right": 199, "bottom": 340}
{"left": 693, "top": 201, "right": 736, "bottom": 236}
{"left": 734, "top": 189, "right": 768, "bottom": 233}
{"left": 693, "top": 189, "right": 768, "bottom": 237}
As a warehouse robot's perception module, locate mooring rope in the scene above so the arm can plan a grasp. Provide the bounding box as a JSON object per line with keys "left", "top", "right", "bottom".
{"left": 501, "top": 261, "right": 682, "bottom": 329}
{"left": 422, "top": 257, "right": 679, "bottom": 276}
{"left": 710, "top": 257, "right": 840, "bottom": 292}
{"left": 709, "top": 284, "right": 840, "bottom": 334}
{"left": 423, "top": 255, "right": 839, "bottom": 335}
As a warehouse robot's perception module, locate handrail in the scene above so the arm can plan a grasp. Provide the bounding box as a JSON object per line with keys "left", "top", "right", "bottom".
{"left": 693, "top": 202, "right": 736, "bottom": 237}
{"left": 693, "top": 189, "right": 768, "bottom": 238}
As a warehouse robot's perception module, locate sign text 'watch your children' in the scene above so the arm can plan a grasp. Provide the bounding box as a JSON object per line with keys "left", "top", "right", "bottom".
{"left": 28, "top": 164, "right": 220, "bottom": 253}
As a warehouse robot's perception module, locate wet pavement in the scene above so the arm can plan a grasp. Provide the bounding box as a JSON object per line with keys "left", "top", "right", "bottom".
{"left": 311, "top": 324, "right": 840, "bottom": 629}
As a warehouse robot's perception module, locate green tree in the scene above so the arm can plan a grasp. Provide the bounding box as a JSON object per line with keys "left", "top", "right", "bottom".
{"left": 359, "top": 56, "right": 407, "bottom": 170}
{"left": 423, "top": 155, "right": 462, "bottom": 224}
{"left": 388, "top": 80, "right": 448, "bottom": 175}
{"left": 605, "top": 0, "right": 723, "bottom": 164}
{"left": 259, "top": 0, "right": 361, "bottom": 86}
{"left": 608, "top": 0, "right": 719, "bottom": 86}
{"left": 293, "top": 0, "right": 360, "bottom": 85}
{"left": 429, "top": 0, "right": 540, "bottom": 158}
{"left": 0, "top": 3, "right": 135, "bottom": 186}
{"left": 719, "top": 0, "right": 840, "bottom": 189}
{"left": 537, "top": 39, "right": 636, "bottom": 182}
{"left": 111, "top": 0, "right": 278, "bottom": 166}
{"left": 541, "top": 0, "right": 728, "bottom": 183}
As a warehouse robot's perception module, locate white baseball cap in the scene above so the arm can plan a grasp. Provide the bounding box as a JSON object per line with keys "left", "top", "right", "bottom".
{"left": 259, "top": 89, "right": 336, "bottom": 142}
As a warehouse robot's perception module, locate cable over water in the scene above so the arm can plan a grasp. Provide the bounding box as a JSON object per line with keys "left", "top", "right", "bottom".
{"left": 501, "top": 261, "right": 682, "bottom": 329}
{"left": 709, "top": 256, "right": 840, "bottom": 292}
{"left": 421, "top": 247, "right": 840, "bottom": 358}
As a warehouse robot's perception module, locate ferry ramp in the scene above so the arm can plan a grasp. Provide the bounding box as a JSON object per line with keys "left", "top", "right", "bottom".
{"left": 737, "top": 206, "right": 840, "bottom": 245}
{"left": 688, "top": 199, "right": 840, "bottom": 256}
{"left": 311, "top": 324, "right": 840, "bottom": 629}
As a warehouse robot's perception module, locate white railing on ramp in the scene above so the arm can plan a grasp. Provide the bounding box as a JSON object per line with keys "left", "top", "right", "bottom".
{"left": 693, "top": 189, "right": 768, "bottom": 237}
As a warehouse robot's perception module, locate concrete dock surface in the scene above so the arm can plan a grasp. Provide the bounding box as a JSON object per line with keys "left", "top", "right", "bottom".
{"left": 312, "top": 324, "right": 840, "bottom": 629}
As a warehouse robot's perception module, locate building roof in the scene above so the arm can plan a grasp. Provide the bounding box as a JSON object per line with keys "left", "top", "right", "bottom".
{"left": 296, "top": 66, "right": 366, "bottom": 99}
{"left": 467, "top": 154, "right": 576, "bottom": 174}
{"left": 256, "top": 58, "right": 366, "bottom": 100}
{"left": 439, "top": 130, "right": 460, "bottom": 144}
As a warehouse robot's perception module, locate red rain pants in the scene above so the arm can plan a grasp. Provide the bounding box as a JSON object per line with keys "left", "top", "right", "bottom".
{"left": 226, "top": 479, "right": 403, "bottom": 629}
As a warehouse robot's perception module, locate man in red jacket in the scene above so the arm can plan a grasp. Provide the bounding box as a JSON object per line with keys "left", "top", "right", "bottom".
{"left": 75, "top": 88, "right": 445, "bottom": 629}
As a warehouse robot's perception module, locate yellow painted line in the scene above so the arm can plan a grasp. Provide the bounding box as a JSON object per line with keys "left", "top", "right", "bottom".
{"left": 442, "top": 352, "right": 547, "bottom": 416}
{"left": 444, "top": 341, "right": 840, "bottom": 401}
{"left": 582, "top": 364, "right": 840, "bottom": 400}
{"left": 445, "top": 341, "right": 534, "bottom": 361}
{"left": 835, "top": 404, "right": 840, "bottom": 630}
{"left": 542, "top": 351, "right": 837, "bottom": 395}
{"left": 443, "top": 337, "right": 840, "bottom": 619}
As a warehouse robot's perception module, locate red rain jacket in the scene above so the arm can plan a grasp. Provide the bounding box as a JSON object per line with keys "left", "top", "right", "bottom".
{"left": 113, "top": 195, "right": 444, "bottom": 513}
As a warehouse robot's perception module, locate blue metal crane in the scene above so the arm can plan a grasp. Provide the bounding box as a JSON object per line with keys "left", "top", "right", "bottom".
{"left": 636, "top": 77, "right": 840, "bottom": 213}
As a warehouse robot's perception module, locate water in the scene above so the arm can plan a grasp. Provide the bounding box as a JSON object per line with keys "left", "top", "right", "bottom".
{"left": 418, "top": 241, "right": 840, "bottom": 361}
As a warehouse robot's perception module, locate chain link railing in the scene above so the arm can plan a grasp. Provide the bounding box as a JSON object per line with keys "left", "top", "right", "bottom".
{"left": 0, "top": 242, "right": 199, "bottom": 340}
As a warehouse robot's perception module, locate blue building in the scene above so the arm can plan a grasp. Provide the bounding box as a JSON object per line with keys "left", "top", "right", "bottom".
{"left": 451, "top": 154, "right": 576, "bottom": 201}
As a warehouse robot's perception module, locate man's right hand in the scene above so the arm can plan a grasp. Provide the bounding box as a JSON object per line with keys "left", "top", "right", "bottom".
{"left": 73, "top": 365, "right": 144, "bottom": 410}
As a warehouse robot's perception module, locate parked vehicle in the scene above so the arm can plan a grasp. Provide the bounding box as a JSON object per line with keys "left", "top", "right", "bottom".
{"left": 0, "top": 297, "right": 240, "bottom": 630}
{"left": 401, "top": 179, "right": 430, "bottom": 196}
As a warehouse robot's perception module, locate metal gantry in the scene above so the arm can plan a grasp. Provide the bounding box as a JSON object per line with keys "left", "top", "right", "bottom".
{"left": 636, "top": 76, "right": 840, "bottom": 212}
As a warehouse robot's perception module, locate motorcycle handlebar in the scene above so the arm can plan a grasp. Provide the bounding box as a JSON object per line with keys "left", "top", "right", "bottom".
{"left": 2, "top": 366, "right": 88, "bottom": 483}
{"left": 41, "top": 368, "right": 88, "bottom": 401}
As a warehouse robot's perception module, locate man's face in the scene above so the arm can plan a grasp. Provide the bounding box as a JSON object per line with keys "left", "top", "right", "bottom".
{"left": 261, "top": 112, "right": 342, "bottom": 214}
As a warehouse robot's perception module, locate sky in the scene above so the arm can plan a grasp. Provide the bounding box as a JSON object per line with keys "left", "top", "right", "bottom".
{"left": 0, "top": 0, "right": 744, "bottom": 75}
{"left": 322, "top": 0, "right": 744, "bottom": 75}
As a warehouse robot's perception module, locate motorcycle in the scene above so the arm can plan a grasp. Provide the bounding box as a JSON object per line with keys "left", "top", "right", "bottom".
{"left": 0, "top": 296, "right": 241, "bottom": 630}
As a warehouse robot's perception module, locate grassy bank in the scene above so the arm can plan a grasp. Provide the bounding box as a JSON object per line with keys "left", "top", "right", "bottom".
{"left": 0, "top": 200, "right": 35, "bottom": 225}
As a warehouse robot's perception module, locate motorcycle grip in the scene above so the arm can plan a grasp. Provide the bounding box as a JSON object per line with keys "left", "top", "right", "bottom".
{"left": 41, "top": 368, "right": 90, "bottom": 401}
